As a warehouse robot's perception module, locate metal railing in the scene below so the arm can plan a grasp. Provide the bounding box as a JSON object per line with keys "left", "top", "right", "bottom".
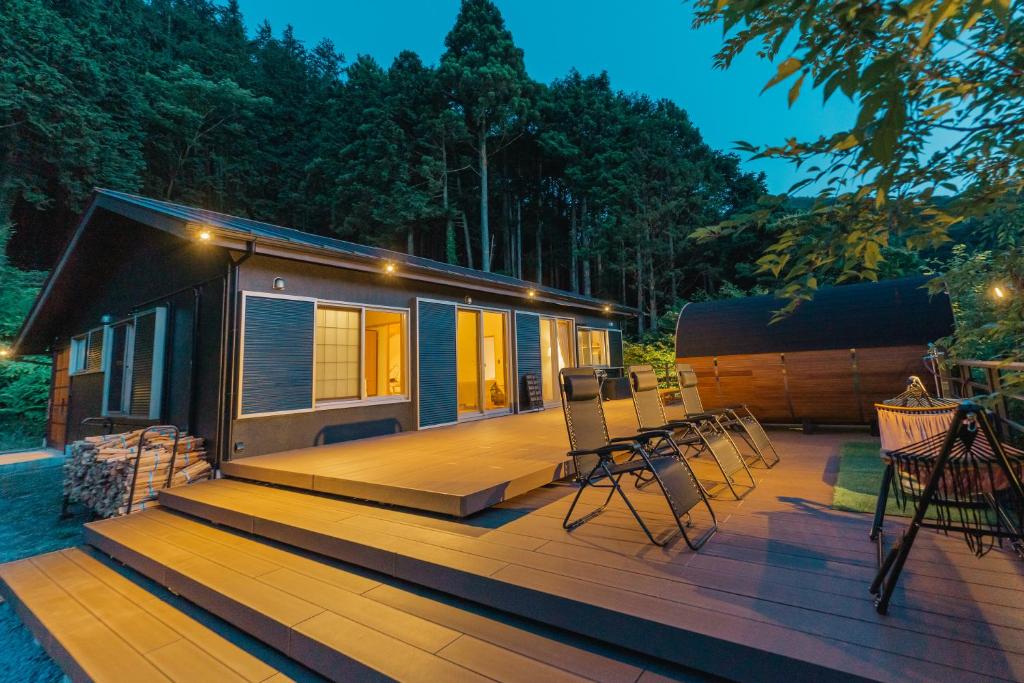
{"left": 941, "top": 359, "right": 1024, "bottom": 441}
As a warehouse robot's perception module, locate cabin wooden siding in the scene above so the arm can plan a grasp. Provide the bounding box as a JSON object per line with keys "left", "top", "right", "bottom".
{"left": 41, "top": 211, "right": 227, "bottom": 452}
{"left": 681, "top": 344, "right": 929, "bottom": 424}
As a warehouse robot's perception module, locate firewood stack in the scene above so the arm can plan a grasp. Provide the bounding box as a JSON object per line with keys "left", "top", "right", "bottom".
{"left": 63, "top": 429, "right": 211, "bottom": 518}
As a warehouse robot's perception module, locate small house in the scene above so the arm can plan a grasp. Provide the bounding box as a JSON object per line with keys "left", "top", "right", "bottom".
{"left": 14, "top": 190, "right": 629, "bottom": 461}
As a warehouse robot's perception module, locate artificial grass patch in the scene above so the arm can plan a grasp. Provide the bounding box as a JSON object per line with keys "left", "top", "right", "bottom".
{"left": 831, "top": 440, "right": 908, "bottom": 516}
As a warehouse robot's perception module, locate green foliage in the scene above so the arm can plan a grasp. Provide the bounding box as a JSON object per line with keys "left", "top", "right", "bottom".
{"left": 623, "top": 337, "right": 676, "bottom": 384}
{"left": 0, "top": 227, "right": 48, "bottom": 448}
{"left": 692, "top": 0, "right": 1024, "bottom": 332}
{"left": 931, "top": 244, "right": 1024, "bottom": 362}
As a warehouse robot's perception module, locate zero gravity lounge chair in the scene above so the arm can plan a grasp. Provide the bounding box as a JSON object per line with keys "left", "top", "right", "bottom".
{"left": 675, "top": 363, "right": 781, "bottom": 469}
{"left": 559, "top": 368, "right": 716, "bottom": 549}
{"left": 629, "top": 364, "right": 756, "bottom": 500}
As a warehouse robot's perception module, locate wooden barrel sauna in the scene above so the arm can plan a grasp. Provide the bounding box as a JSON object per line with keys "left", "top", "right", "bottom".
{"left": 675, "top": 276, "right": 956, "bottom": 426}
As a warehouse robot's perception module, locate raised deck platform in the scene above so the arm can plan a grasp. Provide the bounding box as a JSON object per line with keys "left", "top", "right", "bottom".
{"left": 221, "top": 403, "right": 627, "bottom": 516}
{"left": 165, "top": 431, "right": 1024, "bottom": 682}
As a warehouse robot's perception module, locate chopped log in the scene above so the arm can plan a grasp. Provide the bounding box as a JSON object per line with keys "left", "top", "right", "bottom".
{"left": 63, "top": 428, "right": 209, "bottom": 518}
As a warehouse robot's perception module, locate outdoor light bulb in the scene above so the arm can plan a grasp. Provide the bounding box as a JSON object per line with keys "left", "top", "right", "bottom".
{"left": 0, "top": 349, "right": 8, "bottom": 358}
{"left": 993, "top": 286, "right": 1006, "bottom": 299}
{"left": 385, "top": 263, "right": 396, "bottom": 274}
{"left": 603, "top": 304, "right": 611, "bottom": 313}
{"left": 527, "top": 289, "right": 536, "bottom": 298}
{"left": 198, "top": 229, "right": 212, "bottom": 241}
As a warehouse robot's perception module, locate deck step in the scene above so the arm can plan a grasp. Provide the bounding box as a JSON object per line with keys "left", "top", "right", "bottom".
{"left": 84, "top": 508, "right": 695, "bottom": 683}
{"left": 158, "top": 478, "right": 1024, "bottom": 683}
{"left": 0, "top": 547, "right": 287, "bottom": 683}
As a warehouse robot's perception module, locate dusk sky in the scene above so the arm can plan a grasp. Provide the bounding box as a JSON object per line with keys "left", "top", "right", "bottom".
{"left": 237, "top": 0, "right": 856, "bottom": 194}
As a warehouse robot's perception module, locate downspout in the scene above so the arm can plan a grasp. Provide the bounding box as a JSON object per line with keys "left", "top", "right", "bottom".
{"left": 216, "top": 240, "right": 255, "bottom": 470}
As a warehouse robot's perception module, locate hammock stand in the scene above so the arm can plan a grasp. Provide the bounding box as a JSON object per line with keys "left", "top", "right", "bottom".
{"left": 869, "top": 402, "right": 1024, "bottom": 614}
{"left": 869, "top": 376, "right": 960, "bottom": 559}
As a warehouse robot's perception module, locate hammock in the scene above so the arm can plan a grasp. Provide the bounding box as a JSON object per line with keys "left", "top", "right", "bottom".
{"left": 870, "top": 403, "right": 1024, "bottom": 614}
{"left": 875, "top": 376, "right": 959, "bottom": 452}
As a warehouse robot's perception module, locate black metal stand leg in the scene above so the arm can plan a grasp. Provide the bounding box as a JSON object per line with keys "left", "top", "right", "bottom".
{"left": 870, "top": 462, "right": 894, "bottom": 542}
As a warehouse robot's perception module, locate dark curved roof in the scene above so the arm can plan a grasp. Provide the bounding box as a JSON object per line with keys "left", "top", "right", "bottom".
{"left": 675, "top": 276, "right": 955, "bottom": 357}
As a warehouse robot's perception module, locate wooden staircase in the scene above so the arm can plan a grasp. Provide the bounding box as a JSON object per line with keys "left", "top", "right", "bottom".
{"left": 2, "top": 489, "right": 700, "bottom": 682}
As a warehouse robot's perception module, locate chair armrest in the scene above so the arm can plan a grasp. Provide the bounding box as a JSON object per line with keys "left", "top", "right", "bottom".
{"left": 568, "top": 442, "right": 638, "bottom": 459}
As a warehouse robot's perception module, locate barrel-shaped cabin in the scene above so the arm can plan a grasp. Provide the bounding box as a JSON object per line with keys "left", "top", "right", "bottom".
{"left": 674, "top": 276, "right": 956, "bottom": 426}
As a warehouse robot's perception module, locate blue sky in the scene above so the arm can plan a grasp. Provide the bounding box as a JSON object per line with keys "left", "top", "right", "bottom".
{"left": 238, "top": 0, "right": 855, "bottom": 194}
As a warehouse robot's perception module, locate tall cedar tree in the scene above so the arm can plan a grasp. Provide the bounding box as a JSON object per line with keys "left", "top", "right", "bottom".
{"left": 439, "top": 0, "right": 532, "bottom": 272}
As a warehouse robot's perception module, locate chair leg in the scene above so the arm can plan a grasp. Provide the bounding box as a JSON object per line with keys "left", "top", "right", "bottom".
{"left": 612, "top": 476, "right": 671, "bottom": 547}
{"left": 563, "top": 470, "right": 620, "bottom": 532}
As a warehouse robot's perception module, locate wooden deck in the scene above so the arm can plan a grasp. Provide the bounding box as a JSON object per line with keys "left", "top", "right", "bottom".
{"left": 158, "top": 429, "right": 1024, "bottom": 682}
{"left": 82, "top": 509, "right": 705, "bottom": 682}
{"left": 0, "top": 548, "right": 288, "bottom": 682}
{"left": 221, "top": 404, "right": 596, "bottom": 516}
{"left": 0, "top": 449, "right": 61, "bottom": 467}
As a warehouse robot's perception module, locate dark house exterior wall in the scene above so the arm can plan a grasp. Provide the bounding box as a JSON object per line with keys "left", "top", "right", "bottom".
{"left": 227, "top": 254, "right": 624, "bottom": 458}
{"left": 48, "top": 210, "right": 227, "bottom": 454}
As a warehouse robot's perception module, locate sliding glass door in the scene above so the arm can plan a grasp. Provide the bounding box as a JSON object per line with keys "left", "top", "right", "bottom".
{"left": 539, "top": 317, "right": 575, "bottom": 404}
{"left": 457, "top": 308, "right": 510, "bottom": 417}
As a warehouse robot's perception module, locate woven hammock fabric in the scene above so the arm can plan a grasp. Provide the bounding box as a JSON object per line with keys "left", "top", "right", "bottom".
{"left": 876, "top": 376, "right": 960, "bottom": 452}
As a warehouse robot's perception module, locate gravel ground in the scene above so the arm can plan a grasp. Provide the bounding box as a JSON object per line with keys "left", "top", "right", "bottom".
{"left": 0, "top": 457, "right": 85, "bottom": 682}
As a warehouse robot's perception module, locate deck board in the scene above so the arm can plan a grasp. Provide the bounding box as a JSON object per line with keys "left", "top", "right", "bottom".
{"left": 84, "top": 509, "right": 708, "bottom": 682}
{"left": 0, "top": 548, "right": 285, "bottom": 683}
{"left": 161, "top": 425, "right": 1024, "bottom": 682}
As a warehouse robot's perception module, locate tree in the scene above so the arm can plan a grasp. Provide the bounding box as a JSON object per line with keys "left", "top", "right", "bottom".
{"left": 691, "top": 0, "right": 1024, "bottom": 320}
{"left": 440, "top": 0, "right": 532, "bottom": 272}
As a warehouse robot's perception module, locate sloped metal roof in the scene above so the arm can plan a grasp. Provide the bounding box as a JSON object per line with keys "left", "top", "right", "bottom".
{"left": 94, "top": 189, "right": 627, "bottom": 312}
{"left": 675, "top": 276, "right": 955, "bottom": 357}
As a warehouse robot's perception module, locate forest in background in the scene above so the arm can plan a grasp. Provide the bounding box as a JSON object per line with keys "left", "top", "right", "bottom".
{"left": 1, "top": 0, "right": 779, "bottom": 335}
{"left": 3, "top": 0, "right": 1003, "bottom": 448}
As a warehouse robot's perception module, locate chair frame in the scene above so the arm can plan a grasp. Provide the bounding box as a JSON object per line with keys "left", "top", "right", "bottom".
{"left": 559, "top": 368, "right": 717, "bottom": 549}
{"left": 675, "top": 363, "right": 780, "bottom": 469}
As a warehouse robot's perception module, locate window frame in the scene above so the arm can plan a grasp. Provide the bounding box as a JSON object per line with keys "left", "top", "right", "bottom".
{"left": 576, "top": 327, "right": 611, "bottom": 368}
{"left": 314, "top": 298, "right": 411, "bottom": 409}
{"left": 101, "top": 307, "right": 167, "bottom": 420}
{"left": 69, "top": 327, "right": 107, "bottom": 376}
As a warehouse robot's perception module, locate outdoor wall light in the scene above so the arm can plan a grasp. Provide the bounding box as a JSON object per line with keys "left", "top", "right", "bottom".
{"left": 527, "top": 289, "right": 536, "bottom": 298}
{"left": 384, "top": 262, "right": 396, "bottom": 274}
{"left": 464, "top": 296, "right": 473, "bottom": 304}
{"left": 198, "top": 229, "right": 212, "bottom": 241}
{"left": 272, "top": 277, "right": 286, "bottom": 291}
{"left": 603, "top": 304, "right": 611, "bottom": 313}
{"left": 100, "top": 314, "right": 114, "bottom": 325}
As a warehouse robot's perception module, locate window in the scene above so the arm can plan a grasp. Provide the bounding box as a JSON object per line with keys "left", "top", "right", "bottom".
{"left": 315, "top": 307, "right": 361, "bottom": 401}
{"left": 103, "top": 308, "right": 167, "bottom": 419}
{"left": 70, "top": 328, "right": 105, "bottom": 374}
{"left": 577, "top": 328, "right": 610, "bottom": 367}
{"left": 315, "top": 303, "right": 407, "bottom": 404}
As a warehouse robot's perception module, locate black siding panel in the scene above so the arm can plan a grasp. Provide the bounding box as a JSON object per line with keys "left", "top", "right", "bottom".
{"left": 675, "top": 276, "right": 956, "bottom": 357}
{"left": 241, "top": 296, "right": 314, "bottom": 415}
{"left": 608, "top": 329, "right": 623, "bottom": 368}
{"left": 418, "top": 301, "right": 457, "bottom": 427}
{"left": 515, "top": 312, "right": 541, "bottom": 408}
